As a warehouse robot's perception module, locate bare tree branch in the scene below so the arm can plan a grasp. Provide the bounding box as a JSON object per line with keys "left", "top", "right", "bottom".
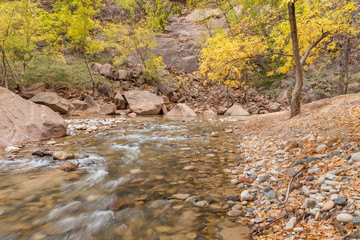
{"left": 300, "top": 31, "right": 330, "bottom": 66}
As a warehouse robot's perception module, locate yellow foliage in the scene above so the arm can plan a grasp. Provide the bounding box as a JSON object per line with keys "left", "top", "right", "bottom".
{"left": 198, "top": 29, "right": 267, "bottom": 88}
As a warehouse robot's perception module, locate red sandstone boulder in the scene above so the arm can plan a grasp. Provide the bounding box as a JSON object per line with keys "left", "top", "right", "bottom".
{"left": 124, "top": 90, "right": 164, "bottom": 115}
{"left": 30, "top": 92, "right": 73, "bottom": 114}
{"left": 0, "top": 87, "right": 67, "bottom": 148}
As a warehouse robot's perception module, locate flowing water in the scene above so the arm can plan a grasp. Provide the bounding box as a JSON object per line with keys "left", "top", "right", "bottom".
{"left": 0, "top": 117, "right": 249, "bottom": 240}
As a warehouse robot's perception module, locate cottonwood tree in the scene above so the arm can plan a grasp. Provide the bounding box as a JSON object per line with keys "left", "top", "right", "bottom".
{"left": 51, "top": 0, "right": 104, "bottom": 95}
{"left": 196, "top": 0, "right": 356, "bottom": 117}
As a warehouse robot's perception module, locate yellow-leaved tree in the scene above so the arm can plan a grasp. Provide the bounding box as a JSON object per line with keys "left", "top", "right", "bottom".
{"left": 196, "top": 0, "right": 357, "bottom": 117}
{"left": 51, "top": 0, "right": 104, "bottom": 95}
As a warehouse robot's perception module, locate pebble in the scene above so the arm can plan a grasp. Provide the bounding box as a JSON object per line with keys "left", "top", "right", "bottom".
{"left": 232, "top": 204, "right": 242, "bottom": 210}
{"left": 302, "top": 186, "right": 311, "bottom": 196}
{"left": 5, "top": 146, "right": 20, "bottom": 152}
{"left": 336, "top": 213, "right": 353, "bottom": 223}
{"left": 225, "top": 197, "right": 240, "bottom": 202}
{"left": 129, "top": 169, "right": 143, "bottom": 174}
{"left": 241, "top": 190, "right": 255, "bottom": 201}
{"left": 284, "top": 217, "right": 297, "bottom": 230}
{"left": 306, "top": 156, "right": 318, "bottom": 164}
{"left": 325, "top": 173, "right": 337, "bottom": 180}
{"left": 245, "top": 207, "right": 254, "bottom": 214}
{"left": 275, "top": 150, "right": 285, "bottom": 155}
{"left": 305, "top": 176, "right": 314, "bottom": 181}
{"left": 355, "top": 210, "right": 360, "bottom": 217}
{"left": 324, "top": 180, "right": 340, "bottom": 186}
{"left": 237, "top": 176, "right": 253, "bottom": 183}
{"left": 294, "top": 159, "right": 303, "bottom": 166}
{"left": 182, "top": 165, "right": 196, "bottom": 171}
{"left": 353, "top": 217, "right": 360, "bottom": 224}
{"left": 227, "top": 209, "right": 243, "bottom": 217}
{"left": 293, "top": 227, "right": 303, "bottom": 233}
{"left": 230, "top": 179, "right": 238, "bottom": 185}
{"left": 316, "top": 144, "right": 327, "bottom": 153}
{"left": 257, "top": 175, "right": 269, "bottom": 183}
{"left": 305, "top": 198, "right": 317, "bottom": 209}
{"left": 173, "top": 194, "right": 190, "bottom": 200}
{"left": 351, "top": 152, "right": 360, "bottom": 161}
{"left": 318, "top": 176, "right": 325, "bottom": 185}
{"left": 267, "top": 217, "right": 276, "bottom": 222}
{"left": 265, "top": 190, "right": 276, "bottom": 198}
{"left": 52, "top": 151, "right": 73, "bottom": 160}
{"left": 194, "top": 200, "right": 208, "bottom": 208}
{"left": 323, "top": 200, "right": 335, "bottom": 210}
{"left": 334, "top": 197, "right": 347, "bottom": 206}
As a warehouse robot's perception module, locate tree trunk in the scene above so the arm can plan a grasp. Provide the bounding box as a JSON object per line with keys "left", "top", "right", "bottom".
{"left": 288, "top": 2, "right": 304, "bottom": 118}
{"left": 85, "top": 56, "right": 96, "bottom": 96}
{"left": 337, "top": 35, "right": 350, "bottom": 95}
{"left": 1, "top": 51, "right": 8, "bottom": 89}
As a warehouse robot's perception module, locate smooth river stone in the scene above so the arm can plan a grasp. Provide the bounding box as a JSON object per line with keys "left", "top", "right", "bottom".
{"left": 323, "top": 200, "right": 335, "bottom": 210}
{"left": 336, "top": 213, "right": 354, "bottom": 223}
{"left": 173, "top": 194, "right": 190, "bottom": 200}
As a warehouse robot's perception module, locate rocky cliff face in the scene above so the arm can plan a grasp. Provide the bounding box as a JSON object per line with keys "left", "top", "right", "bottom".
{"left": 153, "top": 9, "right": 229, "bottom": 73}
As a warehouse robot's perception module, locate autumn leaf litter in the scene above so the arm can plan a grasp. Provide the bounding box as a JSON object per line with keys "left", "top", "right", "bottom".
{"left": 226, "top": 93, "right": 360, "bottom": 239}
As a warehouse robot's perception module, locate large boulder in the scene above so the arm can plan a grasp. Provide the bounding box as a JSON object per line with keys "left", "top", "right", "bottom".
{"left": 113, "top": 92, "right": 127, "bottom": 110}
{"left": 30, "top": 92, "right": 72, "bottom": 114}
{"left": 97, "top": 63, "right": 128, "bottom": 81}
{"left": 20, "top": 82, "right": 47, "bottom": 99}
{"left": 0, "top": 87, "right": 67, "bottom": 148}
{"left": 99, "top": 103, "right": 116, "bottom": 115}
{"left": 124, "top": 90, "right": 164, "bottom": 115}
{"left": 224, "top": 104, "right": 250, "bottom": 116}
{"left": 166, "top": 103, "right": 197, "bottom": 117}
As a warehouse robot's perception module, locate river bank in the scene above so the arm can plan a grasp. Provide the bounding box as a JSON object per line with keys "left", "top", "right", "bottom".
{"left": 229, "top": 93, "right": 360, "bottom": 239}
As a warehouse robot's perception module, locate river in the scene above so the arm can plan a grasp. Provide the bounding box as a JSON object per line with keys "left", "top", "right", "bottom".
{"left": 0, "top": 116, "right": 249, "bottom": 240}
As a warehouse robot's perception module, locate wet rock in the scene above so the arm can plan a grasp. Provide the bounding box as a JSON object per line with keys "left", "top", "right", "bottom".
{"left": 224, "top": 104, "right": 250, "bottom": 116}
{"left": 166, "top": 103, "right": 197, "bottom": 117}
{"left": 108, "top": 198, "right": 128, "bottom": 211}
{"left": 130, "top": 178, "right": 145, "bottom": 184}
{"left": 334, "top": 197, "right": 347, "bottom": 206}
{"left": 32, "top": 149, "right": 54, "bottom": 157}
{"left": 194, "top": 200, "right": 209, "bottom": 208}
{"left": 58, "top": 161, "right": 79, "bottom": 172}
{"left": 323, "top": 200, "right": 335, "bottom": 210}
{"left": 336, "top": 213, "right": 353, "bottom": 223}
{"left": 183, "top": 165, "right": 196, "bottom": 171}
{"left": 173, "top": 194, "right": 190, "bottom": 200}
{"left": 284, "top": 217, "right": 297, "bottom": 230}
{"left": 227, "top": 209, "right": 243, "bottom": 217}
{"left": 5, "top": 146, "right": 20, "bottom": 152}
{"left": 53, "top": 151, "right": 74, "bottom": 160}
{"left": 224, "top": 197, "right": 240, "bottom": 202}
